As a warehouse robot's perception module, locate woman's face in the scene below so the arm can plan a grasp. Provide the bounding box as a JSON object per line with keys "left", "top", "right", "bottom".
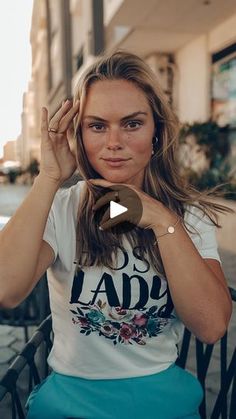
{"left": 81, "top": 79, "right": 155, "bottom": 188}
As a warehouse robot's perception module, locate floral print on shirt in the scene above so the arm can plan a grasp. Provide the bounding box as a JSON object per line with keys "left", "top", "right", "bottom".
{"left": 70, "top": 301, "right": 175, "bottom": 345}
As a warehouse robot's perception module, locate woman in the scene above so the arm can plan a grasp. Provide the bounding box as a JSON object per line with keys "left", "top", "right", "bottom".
{"left": 0, "top": 51, "right": 232, "bottom": 418}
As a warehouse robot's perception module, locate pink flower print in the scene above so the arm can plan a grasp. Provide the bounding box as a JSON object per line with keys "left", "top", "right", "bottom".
{"left": 119, "top": 323, "right": 136, "bottom": 341}
{"left": 78, "top": 317, "right": 89, "bottom": 327}
{"left": 133, "top": 314, "right": 148, "bottom": 327}
{"left": 108, "top": 306, "right": 133, "bottom": 322}
{"left": 100, "top": 322, "right": 116, "bottom": 337}
{"left": 115, "top": 307, "right": 127, "bottom": 315}
{"left": 71, "top": 302, "right": 173, "bottom": 346}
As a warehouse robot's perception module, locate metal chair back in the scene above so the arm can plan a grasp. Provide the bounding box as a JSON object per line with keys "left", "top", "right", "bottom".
{"left": 176, "top": 287, "right": 236, "bottom": 419}
{"left": 0, "top": 273, "right": 50, "bottom": 343}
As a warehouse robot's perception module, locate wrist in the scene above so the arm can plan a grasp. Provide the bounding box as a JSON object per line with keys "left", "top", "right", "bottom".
{"left": 153, "top": 217, "right": 181, "bottom": 245}
{"left": 150, "top": 204, "right": 182, "bottom": 243}
{"left": 35, "top": 173, "right": 61, "bottom": 190}
{"left": 152, "top": 203, "right": 179, "bottom": 231}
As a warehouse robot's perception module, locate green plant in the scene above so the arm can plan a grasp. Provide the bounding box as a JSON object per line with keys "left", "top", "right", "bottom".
{"left": 178, "top": 120, "right": 236, "bottom": 200}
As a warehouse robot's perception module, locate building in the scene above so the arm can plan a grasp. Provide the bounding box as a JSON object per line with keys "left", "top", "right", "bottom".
{"left": 17, "top": 0, "right": 49, "bottom": 171}
{"left": 3, "top": 140, "right": 18, "bottom": 162}
{"left": 27, "top": 0, "right": 236, "bottom": 171}
{"left": 19, "top": 86, "right": 38, "bottom": 170}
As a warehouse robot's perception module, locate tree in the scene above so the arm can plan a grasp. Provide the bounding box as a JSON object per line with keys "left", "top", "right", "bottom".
{"left": 178, "top": 121, "right": 236, "bottom": 200}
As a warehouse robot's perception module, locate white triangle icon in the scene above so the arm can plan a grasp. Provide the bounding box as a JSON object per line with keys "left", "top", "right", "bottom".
{"left": 110, "top": 201, "right": 128, "bottom": 219}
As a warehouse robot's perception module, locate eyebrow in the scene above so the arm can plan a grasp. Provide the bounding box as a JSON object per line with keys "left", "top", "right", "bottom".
{"left": 83, "top": 111, "right": 148, "bottom": 122}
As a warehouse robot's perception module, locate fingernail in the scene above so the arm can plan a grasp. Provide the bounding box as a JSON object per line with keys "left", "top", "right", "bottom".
{"left": 99, "top": 226, "right": 103, "bottom": 230}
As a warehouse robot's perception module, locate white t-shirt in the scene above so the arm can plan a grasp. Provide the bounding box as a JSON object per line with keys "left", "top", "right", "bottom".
{"left": 43, "top": 180, "right": 221, "bottom": 379}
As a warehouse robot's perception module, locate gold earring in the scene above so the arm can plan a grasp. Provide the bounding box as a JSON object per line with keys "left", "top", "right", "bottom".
{"left": 152, "top": 136, "right": 158, "bottom": 156}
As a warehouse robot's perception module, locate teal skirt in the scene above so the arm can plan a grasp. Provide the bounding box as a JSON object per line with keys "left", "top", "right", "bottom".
{"left": 25, "top": 363, "right": 203, "bottom": 419}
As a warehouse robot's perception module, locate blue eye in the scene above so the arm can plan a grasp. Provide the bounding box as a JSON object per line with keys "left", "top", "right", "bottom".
{"left": 89, "top": 123, "right": 105, "bottom": 131}
{"left": 126, "top": 120, "right": 143, "bottom": 129}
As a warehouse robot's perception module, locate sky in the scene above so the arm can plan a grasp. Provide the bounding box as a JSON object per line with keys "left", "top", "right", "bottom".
{"left": 0, "top": 0, "right": 34, "bottom": 159}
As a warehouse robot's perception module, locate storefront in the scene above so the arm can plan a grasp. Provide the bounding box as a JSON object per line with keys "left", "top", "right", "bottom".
{"left": 211, "top": 43, "right": 236, "bottom": 169}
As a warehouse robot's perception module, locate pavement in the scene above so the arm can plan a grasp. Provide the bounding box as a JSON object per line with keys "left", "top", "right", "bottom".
{"left": 0, "top": 182, "right": 235, "bottom": 418}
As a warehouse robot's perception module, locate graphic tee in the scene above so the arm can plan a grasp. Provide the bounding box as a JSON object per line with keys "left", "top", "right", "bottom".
{"left": 43, "top": 180, "right": 221, "bottom": 379}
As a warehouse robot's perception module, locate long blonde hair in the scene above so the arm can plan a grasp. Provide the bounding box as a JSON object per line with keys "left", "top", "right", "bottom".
{"left": 72, "top": 50, "right": 233, "bottom": 276}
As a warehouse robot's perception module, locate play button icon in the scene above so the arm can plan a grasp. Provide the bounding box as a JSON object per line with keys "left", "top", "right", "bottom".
{"left": 110, "top": 201, "right": 128, "bottom": 219}
{"left": 93, "top": 184, "right": 143, "bottom": 235}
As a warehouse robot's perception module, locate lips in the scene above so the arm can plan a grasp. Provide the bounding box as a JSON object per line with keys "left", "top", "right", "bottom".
{"left": 103, "top": 158, "right": 130, "bottom": 167}
{"left": 103, "top": 158, "right": 129, "bottom": 162}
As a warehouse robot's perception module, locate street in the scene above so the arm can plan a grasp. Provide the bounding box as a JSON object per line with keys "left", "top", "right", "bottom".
{"left": 0, "top": 183, "right": 31, "bottom": 216}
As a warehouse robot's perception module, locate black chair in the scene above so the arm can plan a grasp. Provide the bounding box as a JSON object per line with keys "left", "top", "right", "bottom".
{"left": 0, "top": 315, "right": 53, "bottom": 419}
{"left": 0, "top": 273, "right": 50, "bottom": 343}
{"left": 176, "top": 286, "right": 236, "bottom": 419}
{"left": 0, "top": 288, "right": 235, "bottom": 419}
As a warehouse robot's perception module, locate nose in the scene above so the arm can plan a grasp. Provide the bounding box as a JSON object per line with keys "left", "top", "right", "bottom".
{"left": 106, "top": 128, "right": 123, "bottom": 150}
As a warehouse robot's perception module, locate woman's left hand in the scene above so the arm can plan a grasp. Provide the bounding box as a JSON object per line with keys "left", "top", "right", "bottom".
{"left": 87, "top": 178, "right": 174, "bottom": 231}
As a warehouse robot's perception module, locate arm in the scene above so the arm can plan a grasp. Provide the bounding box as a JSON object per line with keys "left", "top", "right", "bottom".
{"left": 152, "top": 204, "right": 232, "bottom": 344}
{"left": 0, "top": 175, "right": 60, "bottom": 308}
{"left": 0, "top": 100, "right": 79, "bottom": 308}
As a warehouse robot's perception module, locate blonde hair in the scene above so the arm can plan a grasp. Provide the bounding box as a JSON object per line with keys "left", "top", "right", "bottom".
{"left": 72, "top": 50, "right": 233, "bottom": 276}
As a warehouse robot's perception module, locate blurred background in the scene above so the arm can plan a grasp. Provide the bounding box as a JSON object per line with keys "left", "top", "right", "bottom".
{"left": 1, "top": 0, "right": 236, "bottom": 193}
{"left": 0, "top": 2, "right": 236, "bottom": 417}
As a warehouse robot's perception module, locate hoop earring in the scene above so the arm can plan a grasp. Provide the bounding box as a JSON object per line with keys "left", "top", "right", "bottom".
{"left": 152, "top": 136, "right": 159, "bottom": 155}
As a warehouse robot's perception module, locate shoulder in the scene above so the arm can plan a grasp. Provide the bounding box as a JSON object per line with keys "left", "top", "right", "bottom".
{"left": 54, "top": 180, "right": 86, "bottom": 203}
{"left": 183, "top": 203, "right": 221, "bottom": 263}
{"left": 184, "top": 203, "right": 215, "bottom": 230}
{"left": 52, "top": 180, "right": 86, "bottom": 216}
{"left": 184, "top": 203, "right": 216, "bottom": 235}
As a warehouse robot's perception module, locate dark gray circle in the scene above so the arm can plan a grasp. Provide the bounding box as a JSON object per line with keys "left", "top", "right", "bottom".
{"left": 94, "top": 184, "right": 143, "bottom": 234}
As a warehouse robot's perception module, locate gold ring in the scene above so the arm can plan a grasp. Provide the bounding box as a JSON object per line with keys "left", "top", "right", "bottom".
{"left": 48, "top": 127, "right": 58, "bottom": 133}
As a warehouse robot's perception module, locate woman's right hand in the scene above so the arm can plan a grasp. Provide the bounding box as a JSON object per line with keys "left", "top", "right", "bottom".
{"left": 39, "top": 99, "right": 80, "bottom": 185}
